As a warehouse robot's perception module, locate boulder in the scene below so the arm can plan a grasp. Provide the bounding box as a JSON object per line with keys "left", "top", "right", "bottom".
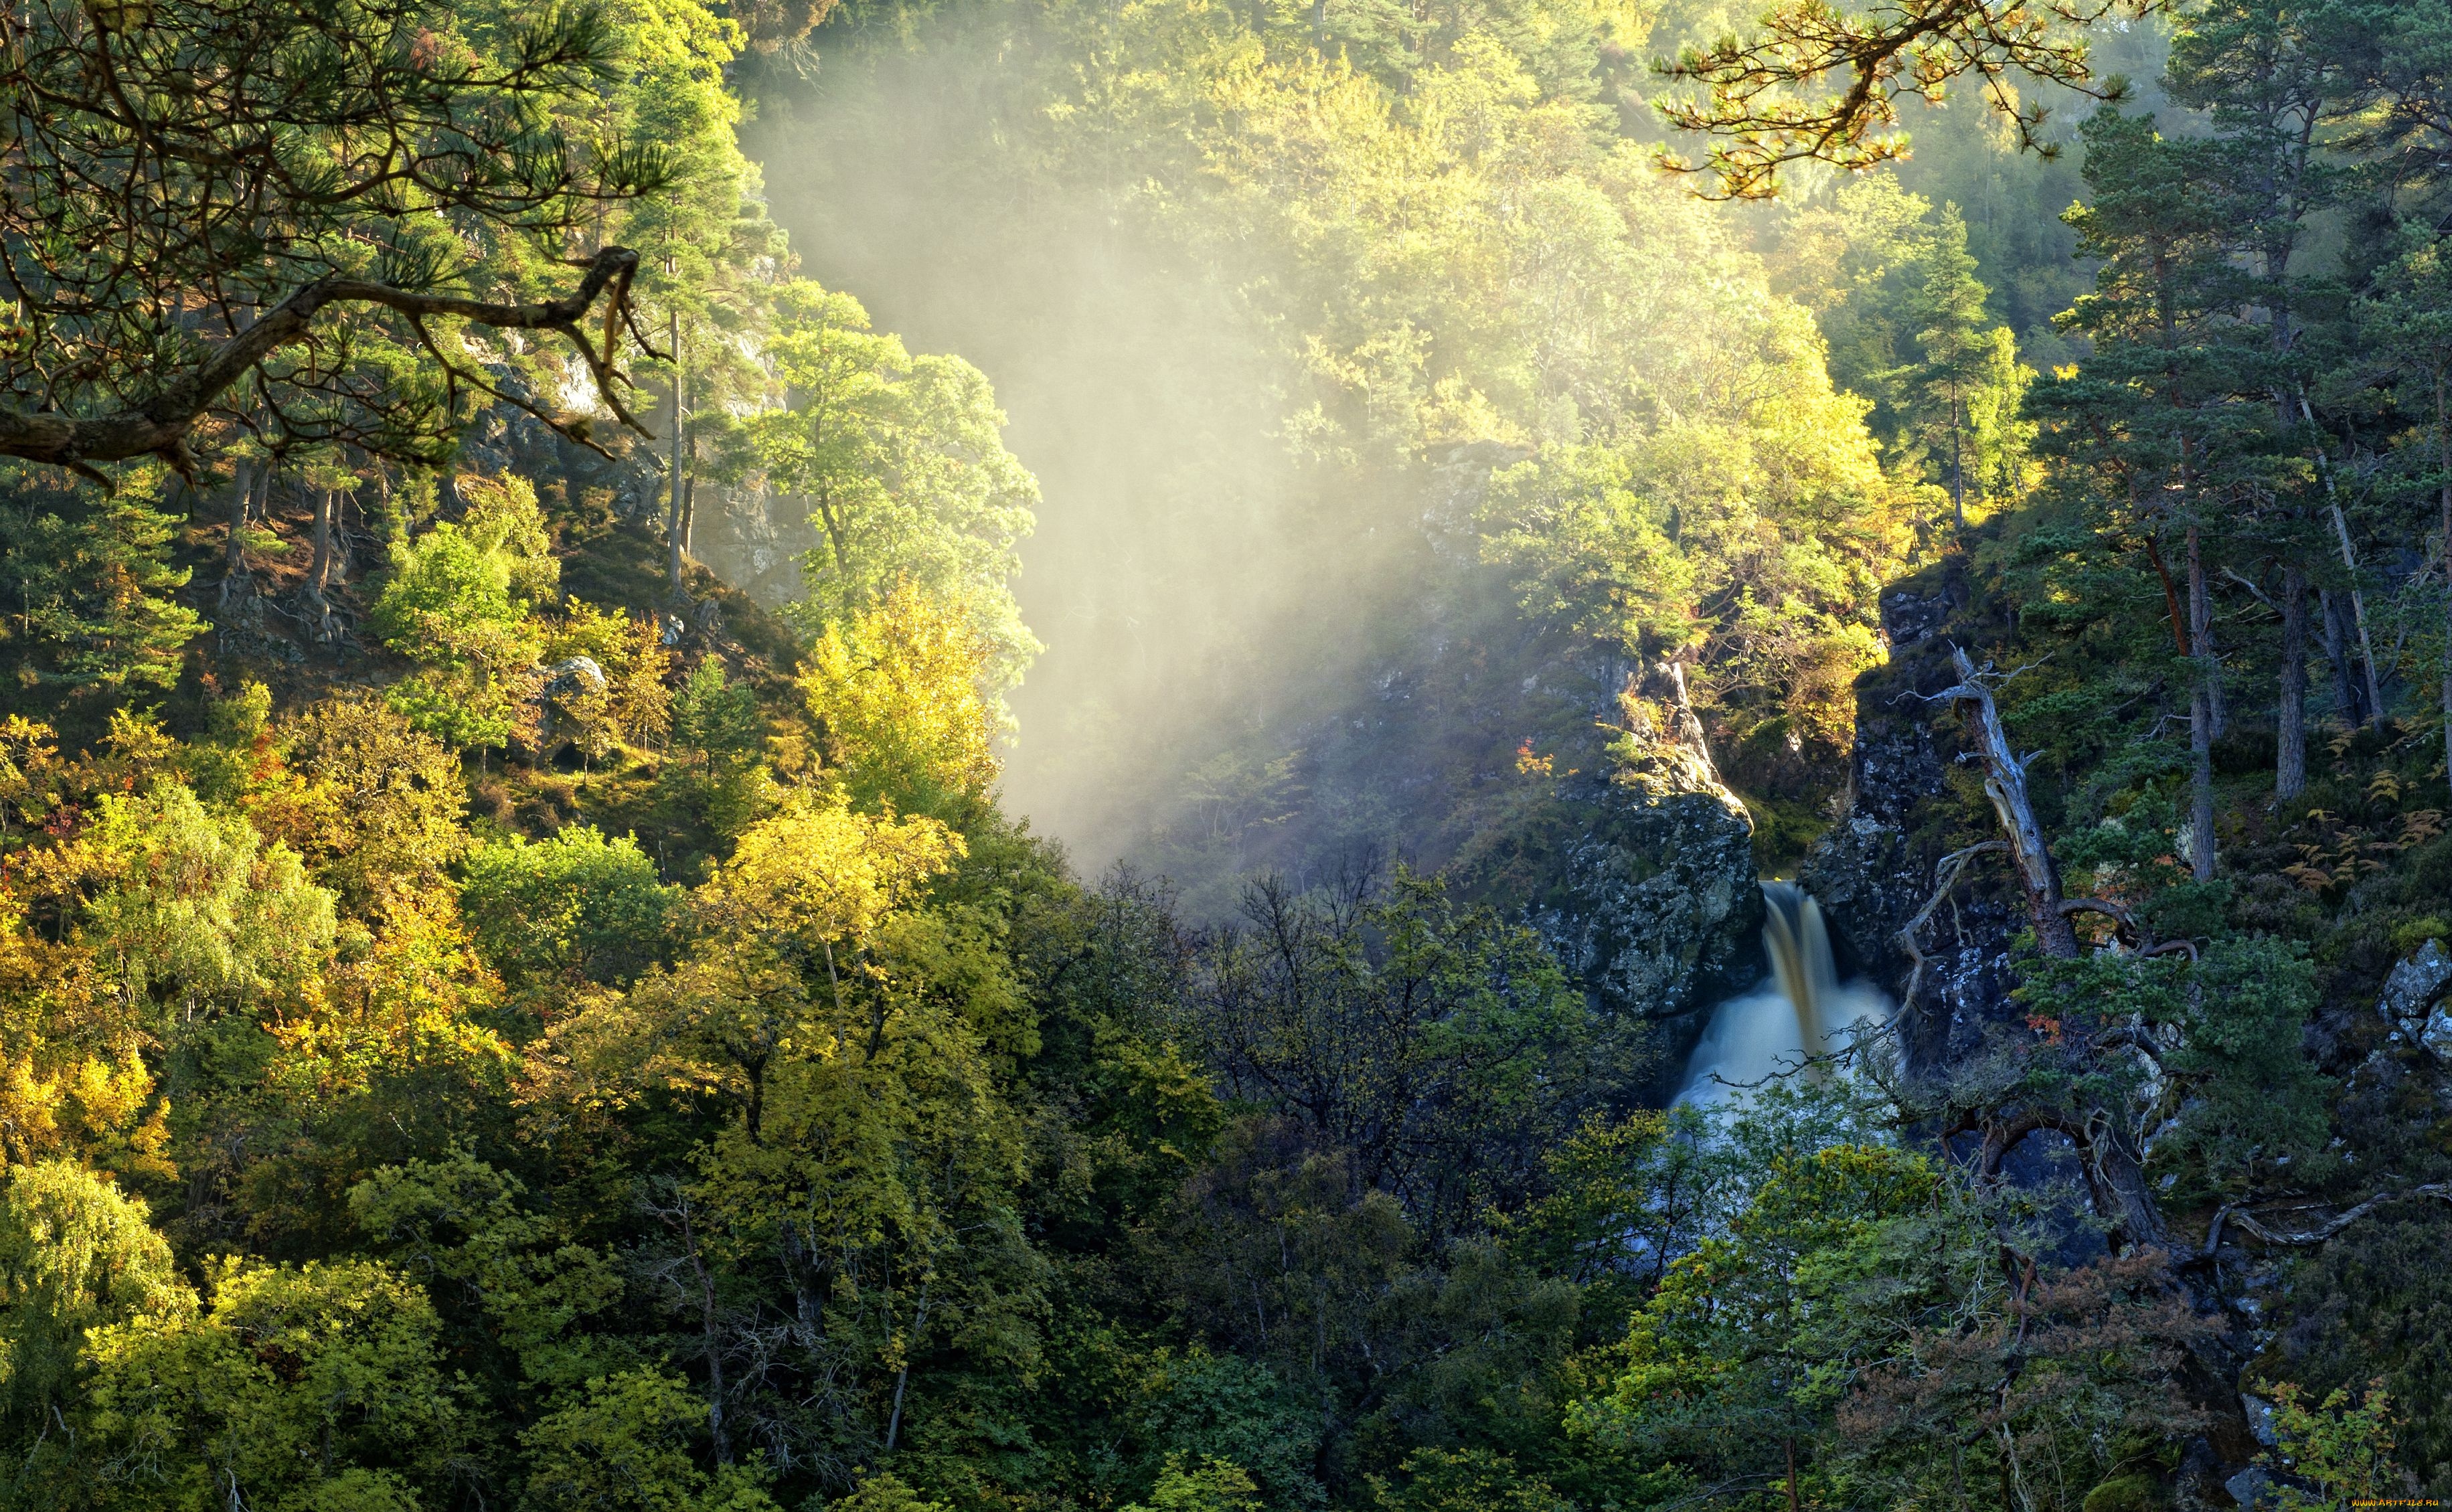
{"left": 2223, "top": 1468, "right": 2275, "bottom": 1511}
{"left": 2424, "top": 1005, "right": 2452, "bottom": 1062}
{"left": 541, "top": 656, "right": 607, "bottom": 700}
{"left": 2380, "top": 938, "right": 2452, "bottom": 1027}
{"left": 1550, "top": 776, "right": 1759, "bottom": 1024}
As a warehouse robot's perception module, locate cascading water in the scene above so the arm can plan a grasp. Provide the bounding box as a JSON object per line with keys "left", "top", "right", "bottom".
{"left": 1674, "top": 881, "right": 1894, "bottom": 1112}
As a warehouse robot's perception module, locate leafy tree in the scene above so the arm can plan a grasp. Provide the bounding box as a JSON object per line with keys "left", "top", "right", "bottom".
{"left": 800, "top": 583, "right": 1003, "bottom": 819}
{"left": 461, "top": 827, "right": 681, "bottom": 993}
{"left": 0, "top": 465, "right": 203, "bottom": 691}
{"left": 1123, "top": 1456, "right": 1264, "bottom": 1512}
{"left": 82, "top": 1257, "right": 470, "bottom": 1511}
{"left": 0, "top": 1162, "right": 192, "bottom": 1466}
{"left": 369, "top": 475, "right": 560, "bottom": 751}
{"left": 349, "top": 1151, "right": 625, "bottom": 1391}
{"left": 1371, "top": 1448, "right": 1572, "bottom": 1512}
{"left": 266, "top": 693, "right": 470, "bottom": 914}
{"left": 2263, "top": 1382, "right": 2405, "bottom": 1512}
{"left": 1653, "top": 0, "right": 2168, "bottom": 199}
{"left": 1573, "top": 1141, "right": 1940, "bottom": 1501}
{"left": 661, "top": 659, "right": 777, "bottom": 839}
{"left": 750, "top": 280, "right": 1041, "bottom": 685}
{"left": 80, "top": 781, "right": 338, "bottom": 1015}
{"left": 521, "top": 1368, "right": 782, "bottom": 1512}
{"left": 1187, "top": 870, "right": 1619, "bottom": 1242}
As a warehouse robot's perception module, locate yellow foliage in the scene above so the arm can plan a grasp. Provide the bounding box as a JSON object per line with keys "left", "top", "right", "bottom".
{"left": 0, "top": 1055, "right": 60, "bottom": 1168}
{"left": 801, "top": 583, "right": 1001, "bottom": 812}
{"left": 705, "top": 794, "right": 964, "bottom": 951}
{"left": 268, "top": 888, "right": 512, "bottom": 1105}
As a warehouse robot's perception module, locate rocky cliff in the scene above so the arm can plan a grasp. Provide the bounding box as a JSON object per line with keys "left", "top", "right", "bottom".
{"left": 1798, "top": 562, "right": 2027, "bottom": 1076}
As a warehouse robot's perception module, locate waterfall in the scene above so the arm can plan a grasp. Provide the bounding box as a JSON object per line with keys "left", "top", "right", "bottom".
{"left": 1675, "top": 882, "right": 1892, "bottom": 1112}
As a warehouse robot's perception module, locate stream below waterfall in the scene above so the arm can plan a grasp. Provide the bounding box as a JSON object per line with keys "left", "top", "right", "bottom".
{"left": 1674, "top": 881, "right": 1894, "bottom": 1111}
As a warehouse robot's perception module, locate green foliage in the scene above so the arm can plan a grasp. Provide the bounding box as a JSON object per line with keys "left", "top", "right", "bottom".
{"left": 1780, "top": 177, "right": 2036, "bottom": 527}
{"left": 0, "top": 466, "right": 203, "bottom": 691}
{"left": 522, "top": 1369, "right": 781, "bottom": 1512}
{"left": 368, "top": 475, "right": 558, "bottom": 750}
{"left": 461, "top": 826, "right": 680, "bottom": 992}
{"left": 1188, "top": 870, "right": 1629, "bottom": 1242}
{"left": 2265, "top": 1382, "right": 2403, "bottom": 1512}
{"left": 0, "top": 1163, "right": 191, "bottom": 1442}
{"left": 82, "top": 781, "right": 337, "bottom": 1009}
{"left": 348, "top": 1151, "right": 625, "bottom": 1388}
{"left": 82, "top": 1256, "right": 468, "bottom": 1511}
{"left": 1576, "top": 1141, "right": 1939, "bottom": 1467}
{"left": 750, "top": 281, "right": 1041, "bottom": 688}
{"left": 827, "top": 1473, "right": 952, "bottom": 1512}
{"left": 1372, "top": 1448, "right": 1572, "bottom": 1512}
{"left": 1123, "top": 1456, "right": 1262, "bottom": 1512}
{"left": 661, "top": 659, "right": 775, "bottom": 837}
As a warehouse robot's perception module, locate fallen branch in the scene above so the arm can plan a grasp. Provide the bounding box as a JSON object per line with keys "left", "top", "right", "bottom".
{"left": 2195, "top": 1184, "right": 2452, "bottom": 1258}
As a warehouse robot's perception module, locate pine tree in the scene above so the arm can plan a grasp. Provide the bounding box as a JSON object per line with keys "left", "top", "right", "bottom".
{"left": 2040, "top": 109, "right": 2283, "bottom": 880}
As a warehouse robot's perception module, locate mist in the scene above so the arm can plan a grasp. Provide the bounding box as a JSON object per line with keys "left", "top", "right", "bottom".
{"left": 736, "top": 2, "right": 2138, "bottom": 896}
{"left": 745, "top": 25, "right": 1366, "bottom": 872}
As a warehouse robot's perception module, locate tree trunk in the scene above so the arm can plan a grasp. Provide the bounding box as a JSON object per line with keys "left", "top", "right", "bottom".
{"left": 1941, "top": 647, "right": 2080, "bottom": 959}
{"left": 307, "top": 489, "right": 335, "bottom": 599}
{"left": 2189, "top": 525, "right": 2227, "bottom": 739}
{"left": 2332, "top": 502, "right": 2386, "bottom": 726}
{"left": 667, "top": 315, "right": 686, "bottom": 598}
{"left": 2186, "top": 525, "right": 2217, "bottom": 881}
{"left": 679, "top": 1199, "right": 730, "bottom": 1466}
{"left": 2439, "top": 373, "right": 2451, "bottom": 803}
{"left": 1950, "top": 394, "right": 1966, "bottom": 533}
{"left": 2302, "top": 394, "right": 2386, "bottom": 723}
{"left": 2321, "top": 588, "right": 2362, "bottom": 728}
{"left": 2277, "top": 561, "right": 2307, "bottom": 801}
{"left": 224, "top": 460, "right": 254, "bottom": 575}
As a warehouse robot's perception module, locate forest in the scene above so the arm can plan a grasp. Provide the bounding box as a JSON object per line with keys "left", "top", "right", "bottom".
{"left": 0, "top": 0, "right": 2445, "bottom": 1509}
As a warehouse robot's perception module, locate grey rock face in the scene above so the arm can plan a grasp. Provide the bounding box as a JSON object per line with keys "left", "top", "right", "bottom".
{"left": 2380, "top": 939, "right": 2452, "bottom": 1027}
{"left": 1550, "top": 778, "right": 1761, "bottom": 1023}
{"left": 2223, "top": 1468, "right": 2275, "bottom": 1511}
{"left": 542, "top": 656, "right": 608, "bottom": 698}
{"left": 2423, "top": 1005, "right": 2452, "bottom": 1062}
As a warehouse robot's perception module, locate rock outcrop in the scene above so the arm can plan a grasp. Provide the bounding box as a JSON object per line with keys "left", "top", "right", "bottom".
{"left": 1528, "top": 663, "right": 1765, "bottom": 1091}
{"left": 1797, "top": 566, "right": 2024, "bottom": 1074}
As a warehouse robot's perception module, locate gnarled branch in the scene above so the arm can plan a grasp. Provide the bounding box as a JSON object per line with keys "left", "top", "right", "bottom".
{"left": 1924, "top": 646, "right": 2080, "bottom": 958}
{"left": 0, "top": 245, "right": 644, "bottom": 477}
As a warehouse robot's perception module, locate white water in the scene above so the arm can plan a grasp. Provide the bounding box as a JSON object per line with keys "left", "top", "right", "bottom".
{"left": 1674, "top": 881, "right": 1894, "bottom": 1112}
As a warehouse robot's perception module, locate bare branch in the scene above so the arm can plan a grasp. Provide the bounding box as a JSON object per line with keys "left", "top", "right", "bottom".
{"left": 1925, "top": 646, "right": 2080, "bottom": 958}
{"left": 1896, "top": 840, "right": 2009, "bottom": 1006}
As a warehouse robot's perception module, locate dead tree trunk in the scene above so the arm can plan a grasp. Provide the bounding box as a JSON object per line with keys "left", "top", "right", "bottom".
{"left": 665, "top": 316, "right": 687, "bottom": 599}
{"left": 2321, "top": 588, "right": 2363, "bottom": 728}
{"left": 1933, "top": 647, "right": 2080, "bottom": 960}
